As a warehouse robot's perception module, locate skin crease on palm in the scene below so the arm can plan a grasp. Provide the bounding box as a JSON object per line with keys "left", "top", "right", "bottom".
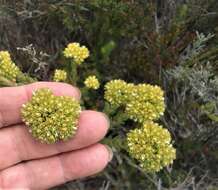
{"left": 0, "top": 82, "right": 112, "bottom": 190}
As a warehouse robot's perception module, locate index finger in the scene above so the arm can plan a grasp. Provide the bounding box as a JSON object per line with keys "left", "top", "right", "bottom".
{"left": 0, "top": 82, "right": 81, "bottom": 128}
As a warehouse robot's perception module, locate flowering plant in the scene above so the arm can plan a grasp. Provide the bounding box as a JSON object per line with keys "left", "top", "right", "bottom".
{"left": 0, "top": 43, "right": 176, "bottom": 173}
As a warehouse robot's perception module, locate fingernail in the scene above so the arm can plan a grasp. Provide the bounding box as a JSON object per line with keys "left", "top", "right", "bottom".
{"left": 105, "top": 145, "right": 113, "bottom": 162}
{"left": 101, "top": 113, "right": 110, "bottom": 129}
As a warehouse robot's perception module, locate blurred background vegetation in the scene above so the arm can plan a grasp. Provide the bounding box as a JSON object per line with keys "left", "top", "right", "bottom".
{"left": 1, "top": 0, "right": 218, "bottom": 189}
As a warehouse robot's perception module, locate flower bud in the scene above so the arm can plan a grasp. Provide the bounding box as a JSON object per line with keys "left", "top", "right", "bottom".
{"left": 0, "top": 51, "right": 20, "bottom": 82}
{"left": 53, "top": 69, "right": 67, "bottom": 82}
{"left": 63, "top": 42, "right": 89, "bottom": 65}
{"left": 84, "top": 75, "right": 100, "bottom": 90}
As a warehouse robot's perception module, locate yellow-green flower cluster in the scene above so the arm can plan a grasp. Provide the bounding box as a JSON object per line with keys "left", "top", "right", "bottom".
{"left": 84, "top": 75, "right": 100, "bottom": 89}
{"left": 21, "top": 88, "right": 81, "bottom": 144}
{"left": 125, "top": 84, "right": 165, "bottom": 122}
{"left": 53, "top": 69, "right": 67, "bottom": 82}
{"left": 127, "top": 121, "right": 176, "bottom": 172}
{"left": 63, "top": 42, "right": 89, "bottom": 65}
{"left": 105, "top": 79, "right": 175, "bottom": 172}
{"left": 104, "top": 80, "right": 134, "bottom": 107}
{"left": 104, "top": 80, "right": 165, "bottom": 122}
{"left": 0, "top": 51, "right": 20, "bottom": 81}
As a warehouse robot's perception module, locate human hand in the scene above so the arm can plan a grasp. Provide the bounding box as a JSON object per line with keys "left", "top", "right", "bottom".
{"left": 0, "top": 82, "right": 112, "bottom": 189}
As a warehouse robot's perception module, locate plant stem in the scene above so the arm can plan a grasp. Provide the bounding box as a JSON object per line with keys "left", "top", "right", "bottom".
{"left": 67, "top": 60, "right": 78, "bottom": 85}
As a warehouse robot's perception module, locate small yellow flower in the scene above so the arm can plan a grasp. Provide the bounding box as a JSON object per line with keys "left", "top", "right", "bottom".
{"left": 63, "top": 42, "right": 89, "bottom": 65}
{"left": 84, "top": 75, "right": 100, "bottom": 90}
{"left": 0, "top": 51, "right": 20, "bottom": 82}
{"left": 127, "top": 121, "right": 176, "bottom": 172}
{"left": 21, "top": 88, "right": 81, "bottom": 144}
{"left": 53, "top": 69, "right": 67, "bottom": 82}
